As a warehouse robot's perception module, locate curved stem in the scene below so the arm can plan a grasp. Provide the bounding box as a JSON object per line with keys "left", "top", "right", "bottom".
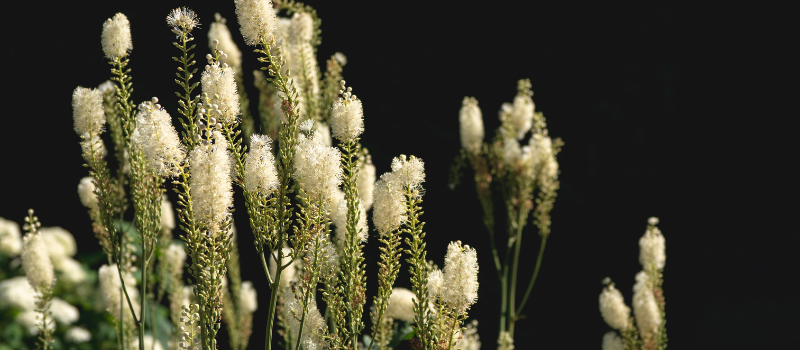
{"left": 515, "top": 234, "right": 548, "bottom": 317}
{"left": 264, "top": 243, "right": 285, "bottom": 350}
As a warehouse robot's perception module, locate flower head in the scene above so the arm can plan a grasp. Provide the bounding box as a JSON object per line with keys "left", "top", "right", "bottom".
{"left": 357, "top": 154, "right": 376, "bottom": 210}
{"left": 234, "top": 0, "right": 277, "bottom": 46}
{"left": 602, "top": 332, "right": 624, "bottom": 350}
{"left": 330, "top": 82, "right": 364, "bottom": 142}
{"left": 599, "top": 280, "right": 631, "bottom": 330}
{"left": 289, "top": 12, "right": 314, "bottom": 44}
{"left": 132, "top": 101, "right": 186, "bottom": 177}
{"left": 22, "top": 231, "right": 54, "bottom": 289}
{"left": 632, "top": 271, "right": 661, "bottom": 339}
{"left": 333, "top": 199, "right": 368, "bottom": 244}
{"left": 0, "top": 276, "right": 36, "bottom": 310}
{"left": 98, "top": 264, "right": 140, "bottom": 321}
{"left": 80, "top": 134, "right": 107, "bottom": 162}
{"left": 244, "top": 134, "right": 279, "bottom": 196}
{"left": 201, "top": 65, "right": 240, "bottom": 125}
{"left": 0, "top": 217, "right": 22, "bottom": 256}
{"left": 72, "top": 87, "right": 106, "bottom": 136}
{"left": 240, "top": 281, "right": 258, "bottom": 313}
{"left": 510, "top": 94, "right": 535, "bottom": 140}
{"left": 189, "top": 131, "right": 234, "bottom": 232}
{"left": 441, "top": 241, "right": 479, "bottom": 311}
{"left": 101, "top": 13, "right": 133, "bottom": 60}
{"left": 56, "top": 258, "right": 87, "bottom": 284}
{"left": 77, "top": 177, "right": 98, "bottom": 209}
{"left": 65, "top": 327, "right": 92, "bottom": 344}
{"left": 285, "top": 289, "right": 328, "bottom": 349}
{"left": 639, "top": 219, "right": 666, "bottom": 270}
{"left": 161, "top": 195, "right": 175, "bottom": 230}
{"left": 51, "top": 298, "right": 80, "bottom": 325}
{"left": 391, "top": 154, "right": 425, "bottom": 191}
{"left": 385, "top": 287, "right": 416, "bottom": 323}
{"left": 209, "top": 14, "right": 243, "bottom": 71}
{"left": 293, "top": 130, "right": 343, "bottom": 203}
{"left": 459, "top": 97, "right": 484, "bottom": 154}
{"left": 167, "top": 7, "right": 199, "bottom": 33}
{"left": 372, "top": 172, "right": 406, "bottom": 235}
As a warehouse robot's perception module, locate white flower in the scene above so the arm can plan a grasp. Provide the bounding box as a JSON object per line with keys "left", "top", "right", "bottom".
{"left": 0, "top": 217, "right": 22, "bottom": 256}
{"left": 40, "top": 227, "right": 77, "bottom": 261}
{"left": 385, "top": 287, "right": 416, "bottom": 323}
{"left": 201, "top": 65, "right": 240, "bottom": 125}
{"left": 502, "top": 138, "right": 523, "bottom": 168}
{"left": 510, "top": 94, "right": 534, "bottom": 140}
{"left": 72, "top": 87, "right": 106, "bottom": 136}
{"left": 65, "top": 327, "right": 92, "bottom": 343}
{"left": 234, "top": 0, "right": 277, "bottom": 46}
{"left": 599, "top": 281, "right": 631, "bottom": 330}
{"left": 357, "top": 156, "right": 376, "bottom": 210}
{"left": 101, "top": 13, "right": 133, "bottom": 60}
{"left": 391, "top": 155, "right": 425, "bottom": 191}
{"left": 16, "top": 309, "right": 54, "bottom": 336}
{"left": 285, "top": 288, "right": 328, "bottom": 349}
{"left": 77, "top": 177, "right": 98, "bottom": 209}
{"left": 602, "top": 331, "right": 624, "bottom": 350}
{"left": 55, "top": 257, "right": 87, "bottom": 284}
{"left": 80, "top": 134, "right": 107, "bottom": 162}
{"left": 333, "top": 198, "right": 368, "bottom": 245}
{"left": 441, "top": 241, "right": 479, "bottom": 311}
{"left": 454, "top": 320, "right": 481, "bottom": 350}
{"left": 22, "top": 232, "right": 54, "bottom": 289}
{"left": 632, "top": 271, "right": 661, "bottom": 339}
{"left": 372, "top": 173, "right": 406, "bottom": 235}
{"left": 161, "top": 195, "right": 176, "bottom": 230}
{"left": 131, "top": 335, "right": 164, "bottom": 350}
{"left": 427, "top": 269, "right": 444, "bottom": 298}
{"left": 240, "top": 281, "right": 258, "bottom": 313}
{"left": 639, "top": 224, "right": 666, "bottom": 271}
{"left": 316, "top": 121, "right": 332, "bottom": 147}
{"left": 132, "top": 103, "right": 186, "bottom": 177}
{"left": 244, "top": 134, "right": 279, "bottom": 196}
{"left": 528, "top": 133, "right": 558, "bottom": 183}
{"left": 164, "top": 243, "right": 187, "bottom": 278}
{"left": 50, "top": 298, "right": 80, "bottom": 325}
{"left": 289, "top": 12, "right": 314, "bottom": 44}
{"left": 268, "top": 248, "right": 297, "bottom": 288}
{"left": 293, "top": 130, "right": 343, "bottom": 203}
{"left": 99, "top": 264, "right": 140, "bottom": 321}
{"left": 459, "top": 97, "right": 484, "bottom": 154}
{"left": 0, "top": 276, "right": 36, "bottom": 310}
{"left": 167, "top": 7, "right": 199, "bottom": 33}
{"left": 190, "top": 131, "right": 234, "bottom": 232}
{"left": 209, "top": 16, "right": 243, "bottom": 71}
{"left": 330, "top": 98, "right": 364, "bottom": 143}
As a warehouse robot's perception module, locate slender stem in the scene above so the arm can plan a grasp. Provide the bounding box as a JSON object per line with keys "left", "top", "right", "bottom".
{"left": 139, "top": 240, "right": 147, "bottom": 350}
{"left": 116, "top": 263, "right": 141, "bottom": 326}
{"left": 477, "top": 189, "right": 502, "bottom": 275}
{"left": 264, "top": 250, "right": 284, "bottom": 350}
{"left": 515, "top": 235, "right": 548, "bottom": 317}
{"left": 260, "top": 252, "right": 274, "bottom": 285}
{"left": 507, "top": 203, "right": 527, "bottom": 336}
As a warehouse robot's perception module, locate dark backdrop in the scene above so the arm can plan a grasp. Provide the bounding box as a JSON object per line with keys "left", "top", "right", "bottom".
{"left": 2, "top": 1, "right": 796, "bottom": 349}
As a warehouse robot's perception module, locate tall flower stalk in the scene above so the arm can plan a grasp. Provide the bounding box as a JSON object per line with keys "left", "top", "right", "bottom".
{"left": 453, "top": 79, "right": 562, "bottom": 346}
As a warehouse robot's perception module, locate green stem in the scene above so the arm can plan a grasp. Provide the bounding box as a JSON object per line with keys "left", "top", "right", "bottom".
{"left": 139, "top": 240, "right": 147, "bottom": 350}
{"left": 264, "top": 248, "right": 284, "bottom": 350}
{"left": 514, "top": 234, "right": 548, "bottom": 317}
{"left": 507, "top": 203, "right": 527, "bottom": 337}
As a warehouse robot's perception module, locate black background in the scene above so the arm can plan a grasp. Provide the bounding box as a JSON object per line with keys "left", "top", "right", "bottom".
{"left": 2, "top": 1, "right": 797, "bottom": 349}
